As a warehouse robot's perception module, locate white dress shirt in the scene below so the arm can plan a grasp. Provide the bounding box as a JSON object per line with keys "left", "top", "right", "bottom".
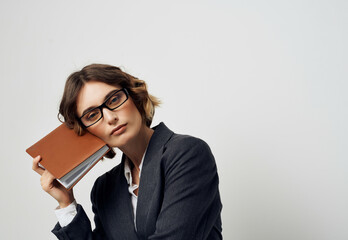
{"left": 123, "top": 155, "right": 144, "bottom": 230}
{"left": 54, "top": 151, "right": 145, "bottom": 229}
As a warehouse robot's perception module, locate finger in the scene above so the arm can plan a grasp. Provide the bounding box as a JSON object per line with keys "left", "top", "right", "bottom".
{"left": 40, "top": 170, "right": 56, "bottom": 192}
{"left": 32, "top": 155, "right": 45, "bottom": 175}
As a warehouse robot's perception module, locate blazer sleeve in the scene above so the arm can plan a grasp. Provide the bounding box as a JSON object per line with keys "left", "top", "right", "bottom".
{"left": 148, "top": 137, "right": 223, "bottom": 240}
{"left": 51, "top": 181, "right": 107, "bottom": 240}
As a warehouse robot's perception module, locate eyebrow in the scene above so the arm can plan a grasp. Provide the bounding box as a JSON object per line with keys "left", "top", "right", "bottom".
{"left": 80, "top": 89, "right": 120, "bottom": 117}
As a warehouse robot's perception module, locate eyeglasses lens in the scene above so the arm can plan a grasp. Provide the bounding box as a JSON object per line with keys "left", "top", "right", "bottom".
{"left": 81, "top": 90, "right": 128, "bottom": 127}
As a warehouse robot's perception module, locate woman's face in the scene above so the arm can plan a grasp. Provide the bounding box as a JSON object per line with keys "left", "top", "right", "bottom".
{"left": 76, "top": 81, "right": 144, "bottom": 148}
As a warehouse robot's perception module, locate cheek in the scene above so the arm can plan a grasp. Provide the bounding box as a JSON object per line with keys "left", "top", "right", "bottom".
{"left": 87, "top": 125, "right": 107, "bottom": 140}
{"left": 123, "top": 100, "right": 143, "bottom": 123}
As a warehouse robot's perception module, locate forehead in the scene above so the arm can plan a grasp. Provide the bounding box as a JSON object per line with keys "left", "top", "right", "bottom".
{"left": 76, "top": 81, "right": 121, "bottom": 116}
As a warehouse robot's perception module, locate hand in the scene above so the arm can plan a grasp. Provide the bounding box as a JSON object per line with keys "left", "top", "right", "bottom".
{"left": 32, "top": 155, "right": 75, "bottom": 208}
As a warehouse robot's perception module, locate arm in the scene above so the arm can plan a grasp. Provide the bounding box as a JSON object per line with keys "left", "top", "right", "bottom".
{"left": 32, "top": 155, "right": 107, "bottom": 239}
{"left": 51, "top": 177, "right": 108, "bottom": 240}
{"left": 149, "top": 138, "right": 222, "bottom": 240}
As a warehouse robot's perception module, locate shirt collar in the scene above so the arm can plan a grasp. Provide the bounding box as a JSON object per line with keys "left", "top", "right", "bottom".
{"left": 124, "top": 149, "right": 146, "bottom": 185}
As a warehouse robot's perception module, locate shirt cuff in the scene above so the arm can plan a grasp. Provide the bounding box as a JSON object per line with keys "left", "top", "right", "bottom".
{"left": 54, "top": 200, "right": 77, "bottom": 227}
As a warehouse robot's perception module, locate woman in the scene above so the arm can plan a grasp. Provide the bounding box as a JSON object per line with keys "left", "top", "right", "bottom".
{"left": 32, "top": 64, "right": 222, "bottom": 239}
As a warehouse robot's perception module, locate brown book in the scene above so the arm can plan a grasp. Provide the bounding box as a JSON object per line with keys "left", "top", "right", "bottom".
{"left": 26, "top": 123, "right": 111, "bottom": 190}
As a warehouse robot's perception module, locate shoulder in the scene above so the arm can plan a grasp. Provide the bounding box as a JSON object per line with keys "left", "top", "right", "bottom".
{"left": 149, "top": 122, "right": 214, "bottom": 164}
{"left": 167, "top": 133, "right": 210, "bottom": 150}
{"left": 158, "top": 131, "right": 219, "bottom": 190}
{"left": 164, "top": 132, "right": 213, "bottom": 158}
{"left": 162, "top": 132, "right": 216, "bottom": 172}
{"left": 96, "top": 161, "right": 122, "bottom": 185}
{"left": 91, "top": 161, "right": 123, "bottom": 199}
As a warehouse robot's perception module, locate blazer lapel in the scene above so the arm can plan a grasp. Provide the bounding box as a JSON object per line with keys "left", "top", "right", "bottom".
{"left": 135, "top": 122, "right": 174, "bottom": 237}
{"left": 106, "top": 157, "right": 138, "bottom": 239}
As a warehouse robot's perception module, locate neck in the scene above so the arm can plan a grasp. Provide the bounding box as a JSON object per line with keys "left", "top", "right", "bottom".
{"left": 119, "top": 124, "right": 154, "bottom": 172}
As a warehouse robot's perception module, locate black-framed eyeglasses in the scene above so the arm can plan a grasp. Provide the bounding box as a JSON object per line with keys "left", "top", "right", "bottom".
{"left": 79, "top": 88, "right": 129, "bottom": 128}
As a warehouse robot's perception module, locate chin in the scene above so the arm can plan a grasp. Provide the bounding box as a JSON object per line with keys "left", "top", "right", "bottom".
{"left": 107, "top": 132, "right": 132, "bottom": 148}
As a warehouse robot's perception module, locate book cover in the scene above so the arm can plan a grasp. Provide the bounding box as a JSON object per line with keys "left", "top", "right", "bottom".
{"left": 26, "top": 123, "right": 111, "bottom": 189}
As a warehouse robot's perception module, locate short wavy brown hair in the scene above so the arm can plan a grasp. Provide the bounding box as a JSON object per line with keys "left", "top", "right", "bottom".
{"left": 58, "top": 64, "right": 160, "bottom": 158}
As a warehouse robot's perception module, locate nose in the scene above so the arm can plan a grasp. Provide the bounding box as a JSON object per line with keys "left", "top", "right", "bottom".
{"left": 102, "top": 107, "right": 118, "bottom": 125}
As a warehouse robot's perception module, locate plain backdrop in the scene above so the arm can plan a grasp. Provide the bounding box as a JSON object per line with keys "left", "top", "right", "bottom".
{"left": 0, "top": 0, "right": 347, "bottom": 239}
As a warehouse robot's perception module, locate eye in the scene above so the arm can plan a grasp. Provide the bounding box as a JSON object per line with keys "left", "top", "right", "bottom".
{"left": 108, "top": 93, "right": 122, "bottom": 106}
{"left": 87, "top": 113, "right": 96, "bottom": 120}
{"left": 85, "top": 110, "right": 100, "bottom": 121}
{"left": 111, "top": 96, "right": 119, "bottom": 103}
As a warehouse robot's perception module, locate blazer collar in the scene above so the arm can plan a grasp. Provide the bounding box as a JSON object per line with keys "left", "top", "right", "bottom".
{"left": 141, "top": 122, "right": 174, "bottom": 169}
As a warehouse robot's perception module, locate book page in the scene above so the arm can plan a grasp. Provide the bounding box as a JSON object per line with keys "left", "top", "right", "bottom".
{"left": 57, "top": 145, "right": 110, "bottom": 189}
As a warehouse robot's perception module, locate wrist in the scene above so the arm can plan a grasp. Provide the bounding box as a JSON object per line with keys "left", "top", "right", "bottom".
{"left": 59, "top": 198, "right": 75, "bottom": 209}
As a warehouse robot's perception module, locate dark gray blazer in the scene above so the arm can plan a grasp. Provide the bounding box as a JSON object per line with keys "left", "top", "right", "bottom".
{"left": 52, "top": 122, "right": 222, "bottom": 239}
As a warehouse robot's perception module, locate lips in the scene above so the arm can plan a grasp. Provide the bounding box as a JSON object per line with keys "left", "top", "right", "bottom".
{"left": 111, "top": 124, "right": 127, "bottom": 136}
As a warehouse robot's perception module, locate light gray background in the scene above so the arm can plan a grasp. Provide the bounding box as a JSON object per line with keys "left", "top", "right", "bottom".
{"left": 0, "top": 0, "right": 347, "bottom": 239}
